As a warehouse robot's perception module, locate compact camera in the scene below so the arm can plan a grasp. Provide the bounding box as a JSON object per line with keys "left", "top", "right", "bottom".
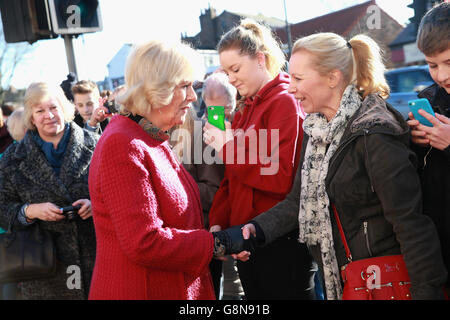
{"left": 61, "top": 205, "right": 81, "bottom": 220}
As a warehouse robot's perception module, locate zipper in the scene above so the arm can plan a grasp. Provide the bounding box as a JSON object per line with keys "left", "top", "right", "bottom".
{"left": 354, "top": 282, "right": 393, "bottom": 291}
{"left": 363, "top": 221, "right": 373, "bottom": 257}
{"left": 363, "top": 130, "right": 375, "bottom": 193}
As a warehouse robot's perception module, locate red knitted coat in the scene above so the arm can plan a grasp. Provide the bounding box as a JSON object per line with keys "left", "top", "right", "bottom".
{"left": 88, "top": 115, "right": 215, "bottom": 300}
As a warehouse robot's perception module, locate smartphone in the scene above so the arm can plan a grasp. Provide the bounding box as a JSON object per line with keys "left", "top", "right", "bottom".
{"left": 207, "top": 106, "right": 226, "bottom": 131}
{"left": 408, "top": 98, "right": 436, "bottom": 127}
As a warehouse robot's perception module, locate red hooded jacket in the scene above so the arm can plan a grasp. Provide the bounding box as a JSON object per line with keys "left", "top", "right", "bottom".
{"left": 209, "top": 72, "right": 303, "bottom": 229}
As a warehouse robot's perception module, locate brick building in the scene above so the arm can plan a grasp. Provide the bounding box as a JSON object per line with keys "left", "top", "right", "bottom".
{"left": 181, "top": 6, "right": 286, "bottom": 50}
{"left": 274, "top": 0, "right": 404, "bottom": 67}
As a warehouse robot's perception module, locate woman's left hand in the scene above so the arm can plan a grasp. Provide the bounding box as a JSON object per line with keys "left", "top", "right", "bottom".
{"left": 72, "top": 199, "right": 92, "bottom": 220}
{"left": 203, "top": 121, "right": 233, "bottom": 152}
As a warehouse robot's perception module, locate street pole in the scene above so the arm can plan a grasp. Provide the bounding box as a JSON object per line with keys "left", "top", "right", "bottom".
{"left": 283, "top": 0, "right": 293, "bottom": 58}
{"left": 63, "top": 34, "right": 78, "bottom": 77}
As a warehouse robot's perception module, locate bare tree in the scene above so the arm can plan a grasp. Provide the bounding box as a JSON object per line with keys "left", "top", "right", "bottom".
{"left": 0, "top": 22, "right": 33, "bottom": 90}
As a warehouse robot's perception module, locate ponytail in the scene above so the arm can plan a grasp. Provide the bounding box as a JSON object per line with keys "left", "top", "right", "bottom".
{"left": 292, "top": 33, "right": 390, "bottom": 99}
{"left": 217, "top": 18, "right": 286, "bottom": 78}
{"left": 349, "top": 35, "right": 390, "bottom": 99}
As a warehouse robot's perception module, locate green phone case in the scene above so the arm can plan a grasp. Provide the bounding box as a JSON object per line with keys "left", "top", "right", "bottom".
{"left": 207, "top": 106, "right": 226, "bottom": 131}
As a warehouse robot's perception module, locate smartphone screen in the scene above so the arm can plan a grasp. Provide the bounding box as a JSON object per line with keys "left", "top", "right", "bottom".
{"left": 207, "top": 106, "right": 226, "bottom": 131}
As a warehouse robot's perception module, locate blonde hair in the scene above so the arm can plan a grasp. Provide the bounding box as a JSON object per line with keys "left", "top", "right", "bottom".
{"left": 71, "top": 80, "right": 100, "bottom": 100}
{"left": 117, "top": 40, "right": 203, "bottom": 116}
{"left": 6, "top": 107, "right": 27, "bottom": 141}
{"left": 217, "top": 18, "right": 286, "bottom": 78}
{"left": 23, "top": 82, "right": 75, "bottom": 131}
{"left": 292, "top": 33, "right": 390, "bottom": 99}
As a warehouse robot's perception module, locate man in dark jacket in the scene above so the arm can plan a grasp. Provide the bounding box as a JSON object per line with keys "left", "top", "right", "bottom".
{"left": 407, "top": 2, "right": 450, "bottom": 293}
{"left": 60, "top": 73, "right": 77, "bottom": 102}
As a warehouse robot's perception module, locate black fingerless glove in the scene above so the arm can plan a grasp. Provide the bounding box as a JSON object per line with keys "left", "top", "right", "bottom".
{"left": 212, "top": 224, "right": 256, "bottom": 258}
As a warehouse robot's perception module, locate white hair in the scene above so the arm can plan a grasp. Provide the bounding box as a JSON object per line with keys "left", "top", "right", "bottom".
{"left": 201, "top": 72, "right": 237, "bottom": 109}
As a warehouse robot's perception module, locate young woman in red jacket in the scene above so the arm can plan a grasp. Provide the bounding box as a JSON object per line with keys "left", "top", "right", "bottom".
{"left": 203, "top": 19, "right": 316, "bottom": 300}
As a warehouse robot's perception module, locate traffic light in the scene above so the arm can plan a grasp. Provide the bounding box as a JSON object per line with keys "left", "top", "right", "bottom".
{"left": 0, "top": 0, "right": 55, "bottom": 43}
{"left": 47, "top": 0, "right": 103, "bottom": 34}
{"left": 408, "top": 0, "right": 444, "bottom": 28}
{"left": 408, "top": 0, "right": 428, "bottom": 27}
{"left": 0, "top": 0, "right": 102, "bottom": 44}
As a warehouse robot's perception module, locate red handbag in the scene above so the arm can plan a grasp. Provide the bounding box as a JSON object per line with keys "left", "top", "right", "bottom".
{"left": 332, "top": 205, "right": 412, "bottom": 300}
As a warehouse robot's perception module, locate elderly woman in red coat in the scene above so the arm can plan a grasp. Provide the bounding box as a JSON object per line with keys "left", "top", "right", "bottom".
{"left": 88, "top": 40, "right": 223, "bottom": 300}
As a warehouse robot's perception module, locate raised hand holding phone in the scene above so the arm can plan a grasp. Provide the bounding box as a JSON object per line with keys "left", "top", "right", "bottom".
{"left": 408, "top": 99, "right": 450, "bottom": 150}
{"left": 408, "top": 99, "right": 436, "bottom": 127}
{"left": 203, "top": 120, "right": 233, "bottom": 153}
{"left": 207, "top": 106, "right": 226, "bottom": 130}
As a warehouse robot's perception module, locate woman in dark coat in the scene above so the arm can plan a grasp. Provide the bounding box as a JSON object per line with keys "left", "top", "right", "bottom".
{"left": 0, "top": 82, "right": 97, "bottom": 300}
{"left": 225, "top": 33, "right": 447, "bottom": 300}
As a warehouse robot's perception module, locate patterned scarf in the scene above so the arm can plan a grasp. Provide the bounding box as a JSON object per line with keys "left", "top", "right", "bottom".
{"left": 138, "top": 118, "right": 170, "bottom": 142}
{"left": 128, "top": 114, "right": 170, "bottom": 142}
{"left": 31, "top": 123, "right": 71, "bottom": 176}
{"left": 298, "top": 85, "right": 362, "bottom": 300}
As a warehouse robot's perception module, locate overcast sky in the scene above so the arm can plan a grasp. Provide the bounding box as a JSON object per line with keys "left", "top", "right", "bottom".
{"left": 6, "top": 0, "right": 414, "bottom": 89}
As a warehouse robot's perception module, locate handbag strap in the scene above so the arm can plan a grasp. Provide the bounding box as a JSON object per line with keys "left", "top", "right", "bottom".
{"left": 332, "top": 204, "right": 352, "bottom": 263}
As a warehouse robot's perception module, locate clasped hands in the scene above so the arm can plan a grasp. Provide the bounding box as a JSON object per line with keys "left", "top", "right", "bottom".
{"left": 210, "top": 224, "right": 257, "bottom": 262}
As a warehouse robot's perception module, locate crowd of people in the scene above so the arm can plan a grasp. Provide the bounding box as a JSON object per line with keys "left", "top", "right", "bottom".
{"left": 0, "top": 2, "right": 449, "bottom": 300}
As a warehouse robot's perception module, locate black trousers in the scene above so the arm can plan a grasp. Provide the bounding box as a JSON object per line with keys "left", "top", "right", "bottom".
{"left": 236, "top": 229, "right": 316, "bottom": 300}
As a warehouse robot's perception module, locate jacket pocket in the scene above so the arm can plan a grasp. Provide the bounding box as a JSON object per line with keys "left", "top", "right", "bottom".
{"left": 363, "top": 221, "right": 373, "bottom": 257}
